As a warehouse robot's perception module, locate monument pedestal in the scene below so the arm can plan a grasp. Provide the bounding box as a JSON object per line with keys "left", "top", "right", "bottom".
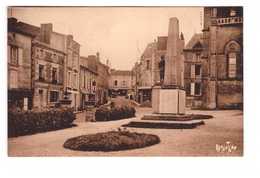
{"left": 152, "top": 85, "right": 185, "bottom": 114}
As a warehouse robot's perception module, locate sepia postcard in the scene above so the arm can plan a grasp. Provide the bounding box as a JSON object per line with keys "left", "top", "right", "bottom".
{"left": 7, "top": 6, "right": 243, "bottom": 157}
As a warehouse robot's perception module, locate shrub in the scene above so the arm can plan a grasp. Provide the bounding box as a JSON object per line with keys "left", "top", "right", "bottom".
{"left": 95, "top": 105, "right": 136, "bottom": 122}
{"left": 8, "top": 108, "right": 76, "bottom": 137}
{"left": 63, "top": 130, "right": 160, "bottom": 152}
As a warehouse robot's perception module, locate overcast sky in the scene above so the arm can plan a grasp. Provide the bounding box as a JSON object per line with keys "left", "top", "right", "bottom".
{"left": 9, "top": 7, "right": 203, "bottom": 70}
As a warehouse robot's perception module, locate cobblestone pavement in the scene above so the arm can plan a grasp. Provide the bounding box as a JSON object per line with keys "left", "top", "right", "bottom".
{"left": 8, "top": 98, "right": 243, "bottom": 156}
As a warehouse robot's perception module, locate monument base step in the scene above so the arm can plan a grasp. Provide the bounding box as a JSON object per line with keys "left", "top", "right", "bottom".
{"left": 141, "top": 113, "right": 213, "bottom": 121}
{"left": 122, "top": 119, "right": 205, "bottom": 129}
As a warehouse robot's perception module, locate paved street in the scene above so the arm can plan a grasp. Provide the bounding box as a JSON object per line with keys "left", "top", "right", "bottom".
{"left": 8, "top": 97, "right": 243, "bottom": 156}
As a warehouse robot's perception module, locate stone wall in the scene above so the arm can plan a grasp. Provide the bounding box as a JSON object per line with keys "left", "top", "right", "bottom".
{"left": 217, "top": 80, "right": 243, "bottom": 108}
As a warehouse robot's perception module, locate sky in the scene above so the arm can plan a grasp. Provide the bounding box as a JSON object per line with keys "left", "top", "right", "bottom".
{"left": 9, "top": 7, "right": 203, "bottom": 70}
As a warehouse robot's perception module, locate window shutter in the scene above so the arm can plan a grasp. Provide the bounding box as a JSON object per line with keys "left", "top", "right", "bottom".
{"left": 18, "top": 48, "right": 23, "bottom": 65}
{"left": 191, "top": 64, "right": 195, "bottom": 78}
{"left": 58, "top": 67, "right": 63, "bottom": 84}
{"left": 190, "top": 82, "right": 195, "bottom": 96}
{"left": 8, "top": 46, "right": 11, "bottom": 63}
{"left": 46, "top": 64, "right": 51, "bottom": 82}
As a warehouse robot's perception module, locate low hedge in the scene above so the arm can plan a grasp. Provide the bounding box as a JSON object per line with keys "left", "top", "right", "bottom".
{"left": 63, "top": 130, "right": 160, "bottom": 152}
{"left": 95, "top": 106, "right": 136, "bottom": 121}
{"left": 8, "top": 108, "right": 76, "bottom": 137}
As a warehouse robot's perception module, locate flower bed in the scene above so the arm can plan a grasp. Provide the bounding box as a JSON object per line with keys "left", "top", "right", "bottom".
{"left": 63, "top": 130, "right": 160, "bottom": 151}
{"left": 95, "top": 105, "right": 136, "bottom": 121}
{"left": 8, "top": 108, "right": 76, "bottom": 137}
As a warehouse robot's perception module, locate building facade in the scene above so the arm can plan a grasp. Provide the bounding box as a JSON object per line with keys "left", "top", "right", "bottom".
{"left": 96, "top": 55, "right": 110, "bottom": 105}
{"left": 8, "top": 17, "right": 82, "bottom": 111}
{"left": 8, "top": 18, "right": 37, "bottom": 110}
{"left": 79, "top": 56, "right": 98, "bottom": 109}
{"left": 64, "top": 35, "right": 81, "bottom": 110}
{"left": 183, "top": 33, "right": 205, "bottom": 108}
{"left": 109, "top": 70, "right": 134, "bottom": 97}
{"left": 202, "top": 7, "right": 243, "bottom": 109}
{"left": 32, "top": 24, "right": 66, "bottom": 109}
{"left": 136, "top": 43, "right": 155, "bottom": 103}
{"left": 134, "top": 36, "right": 169, "bottom": 104}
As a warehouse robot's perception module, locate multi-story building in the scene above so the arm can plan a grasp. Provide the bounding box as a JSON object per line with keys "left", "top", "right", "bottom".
{"left": 96, "top": 53, "right": 110, "bottom": 105}
{"left": 79, "top": 56, "right": 98, "bottom": 108}
{"left": 136, "top": 42, "right": 155, "bottom": 103}
{"left": 183, "top": 33, "right": 205, "bottom": 108}
{"left": 201, "top": 7, "right": 243, "bottom": 109}
{"left": 134, "top": 36, "right": 169, "bottom": 104}
{"left": 64, "top": 35, "right": 81, "bottom": 110}
{"left": 32, "top": 24, "right": 66, "bottom": 108}
{"left": 7, "top": 17, "right": 37, "bottom": 110}
{"left": 8, "top": 18, "right": 83, "bottom": 111}
{"left": 109, "top": 69, "right": 134, "bottom": 97}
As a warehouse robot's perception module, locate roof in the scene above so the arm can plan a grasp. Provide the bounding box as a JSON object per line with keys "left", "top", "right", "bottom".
{"left": 185, "top": 33, "right": 204, "bottom": 50}
{"left": 8, "top": 17, "right": 40, "bottom": 37}
{"left": 141, "top": 42, "right": 156, "bottom": 59}
{"left": 8, "top": 18, "right": 79, "bottom": 44}
{"left": 110, "top": 70, "right": 132, "bottom": 76}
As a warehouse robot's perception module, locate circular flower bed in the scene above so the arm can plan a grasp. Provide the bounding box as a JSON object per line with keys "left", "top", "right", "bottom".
{"left": 63, "top": 131, "right": 160, "bottom": 152}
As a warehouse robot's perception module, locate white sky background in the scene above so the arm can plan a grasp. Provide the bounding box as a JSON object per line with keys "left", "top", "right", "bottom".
{"left": 9, "top": 7, "right": 203, "bottom": 70}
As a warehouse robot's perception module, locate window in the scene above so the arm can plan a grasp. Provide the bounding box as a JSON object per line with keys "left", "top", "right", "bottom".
{"left": 39, "top": 64, "right": 45, "bottom": 81}
{"left": 73, "top": 73, "right": 77, "bottom": 88}
{"left": 114, "top": 80, "right": 118, "bottom": 86}
{"left": 228, "top": 52, "right": 237, "bottom": 78}
{"left": 195, "top": 64, "right": 201, "bottom": 76}
{"left": 195, "top": 83, "right": 201, "bottom": 95}
{"left": 122, "top": 80, "right": 126, "bottom": 86}
{"left": 40, "top": 49, "right": 44, "bottom": 57}
{"left": 9, "top": 70, "right": 18, "bottom": 88}
{"left": 191, "top": 64, "right": 195, "bottom": 78}
{"left": 50, "top": 91, "right": 59, "bottom": 102}
{"left": 45, "top": 51, "right": 52, "bottom": 59}
{"left": 92, "top": 81, "right": 96, "bottom": 92}
{"left": 83, "top": 74, "right": 86, "bottom": 88}
{"left": 146, "top": 60, "right": 150, "bottom": 70}
{"left": 67, "top": 51, "right": 73, "bottom": 67}
{"left": 52, "top": 67, "right": 57, "bottom": 84}
{"left": 10, "top": 46, "right": 18, "bottom": 65}
{"left": 67, "top": 71, "right": 71, "bottom": 87}
{"left": 196, "top": 54, "right": 200, "bottom": 60}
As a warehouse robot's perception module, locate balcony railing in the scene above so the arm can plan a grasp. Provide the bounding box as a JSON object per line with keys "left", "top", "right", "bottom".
{"left": 212, "top": 17, "right": 243, "bottom": 26}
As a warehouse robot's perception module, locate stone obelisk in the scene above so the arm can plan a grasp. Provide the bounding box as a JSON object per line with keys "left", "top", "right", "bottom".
{"left": 152, "top": 17, "right": 186, "bottom": 114}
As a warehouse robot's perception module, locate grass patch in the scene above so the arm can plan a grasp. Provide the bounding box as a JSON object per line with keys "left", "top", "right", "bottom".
{"left": 63, "top": 130, "right": 160, "bottom": 152}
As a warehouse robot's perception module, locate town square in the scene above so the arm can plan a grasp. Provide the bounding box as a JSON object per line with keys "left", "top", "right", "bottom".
{"left": 7, "top": 6, "right": 243, "bottom": 156}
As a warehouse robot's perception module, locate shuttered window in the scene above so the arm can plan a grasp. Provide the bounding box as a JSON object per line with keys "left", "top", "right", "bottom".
{"left": 190, "top": 82, "right": 195, "bottom": 96}
{"left": 50, "top": 91, "right": 59, "bottom": 102}
{"left": 228, "top": 52, "right": 237, "bottom": 78}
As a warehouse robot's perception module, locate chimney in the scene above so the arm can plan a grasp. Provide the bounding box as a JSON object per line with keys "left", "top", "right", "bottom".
{"left": 8, "top": 17, "right": 17, "bottom": 25}
{"left": 96, "top": 52, "right": 100, "bottom": 61}
{"left": 40, "top": 23, "right": 53, "bottom": 44}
